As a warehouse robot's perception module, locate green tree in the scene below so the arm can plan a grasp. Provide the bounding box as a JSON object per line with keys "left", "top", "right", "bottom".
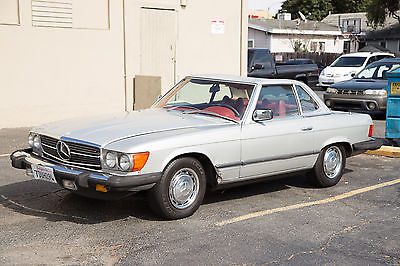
{"left": 366, "top": 0, "right": 400, "bottom": 26}
{"left": 331, "top": 0, "right": 368, "bottom": 13}
{"left": 281, "top": 0, "right": 368, "bottom": 21}
{"left": 281, "top": 0, "right": 333, "bottom": 21}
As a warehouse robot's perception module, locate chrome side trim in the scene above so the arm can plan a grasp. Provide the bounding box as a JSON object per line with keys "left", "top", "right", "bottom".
{"left": 215, "top": 161, "right": 242, "bottom": 169}
{"left": 242, "top": 150, "right": 318, "bottom": 166}
{"left": 215, "top": 151, "right": 319, "bottom": 169}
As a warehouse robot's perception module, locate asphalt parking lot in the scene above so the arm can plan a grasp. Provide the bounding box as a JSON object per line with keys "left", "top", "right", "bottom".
{"left": 0, "top": 125, "right": 399, "bottom": 265}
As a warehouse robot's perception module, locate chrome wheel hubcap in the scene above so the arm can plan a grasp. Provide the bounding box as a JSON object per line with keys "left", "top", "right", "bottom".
{"left": 169, "top": 168, "right": 199, "bottom": 209}
{"left": 323, "top": 146, "right": 343, "bottom": 179}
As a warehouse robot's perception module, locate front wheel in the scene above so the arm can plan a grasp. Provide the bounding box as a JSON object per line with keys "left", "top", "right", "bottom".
{"left": 309, "top": 144, "right": 346, "bottom": 187}
{"left": 148, "top": 157, "right": 206, "bottom": 219}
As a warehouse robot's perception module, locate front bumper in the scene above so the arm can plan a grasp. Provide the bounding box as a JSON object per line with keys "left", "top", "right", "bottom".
{"left": 10, "top": 149, "right": 161, "bottom": 199}
{"left": 323, "top": 93, "right": 387, "bottom": 112}
{"left": 318, "top": 76, "right": 351, "bottom": 87}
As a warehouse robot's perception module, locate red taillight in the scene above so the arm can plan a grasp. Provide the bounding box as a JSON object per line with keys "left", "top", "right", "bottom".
{"left": 368, "top": 125, "right": 374, "bottom": 137}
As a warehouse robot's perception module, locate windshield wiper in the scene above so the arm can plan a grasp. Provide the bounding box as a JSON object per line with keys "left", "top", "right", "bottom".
{"left": 182, "top": 110, "right": 239, "bottom": 123}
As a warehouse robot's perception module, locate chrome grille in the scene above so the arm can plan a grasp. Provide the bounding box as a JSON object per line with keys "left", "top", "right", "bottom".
{"left": 40, "top": 135, "right": 101, "bottom": 170}
{"left": 337, "top": 89, "right": 365, "bottom": 95}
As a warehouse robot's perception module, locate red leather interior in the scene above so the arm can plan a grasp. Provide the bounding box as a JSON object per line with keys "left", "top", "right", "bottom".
{"left": 203, "top": 106, "right": 240, "bottom": 120}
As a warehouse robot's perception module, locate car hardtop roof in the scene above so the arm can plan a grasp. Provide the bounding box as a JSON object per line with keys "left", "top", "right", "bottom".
{"left": 340, "top": 52, "right": 394, "bottom": 57}
{"left": 187, "top": 74, "right": 303, "bottom": 86}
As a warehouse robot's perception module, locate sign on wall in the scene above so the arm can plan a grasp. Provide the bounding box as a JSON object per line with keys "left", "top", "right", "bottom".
{"left": 211, "top": 20, "right": 224, "bottom": 34}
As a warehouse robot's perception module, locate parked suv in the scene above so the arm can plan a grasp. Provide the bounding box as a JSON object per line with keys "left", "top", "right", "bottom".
{"left": 319, "top": 52, "right": 394, "bottom": 88}
{"left": 323, "top": 58, "right": 400, "bottom": 112}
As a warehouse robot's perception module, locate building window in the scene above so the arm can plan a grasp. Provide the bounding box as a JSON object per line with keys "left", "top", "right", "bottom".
{"left": 310, "top": 41, "right": 318, "bottom": 52}
{"left": 319, "top": 42, "right": 325, "bottom": 52}
{"left": 344, "top": 41, "right": 350, "bottom": 54}
{"left": 380, "top": 41, "right": 386, "bottom": 48}
{"left": 248, "top": 39, "right": 254, "bottom": 48}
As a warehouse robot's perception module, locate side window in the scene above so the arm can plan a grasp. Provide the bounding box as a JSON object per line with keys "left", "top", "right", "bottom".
{"left": 366, "top": 56, "right": 376, "bottom": 66}
{"left": 295, "top": 85, "right": 319, "bottom": 113}
{"left": 256, "top": 85, "right": 299, "bottom": 117}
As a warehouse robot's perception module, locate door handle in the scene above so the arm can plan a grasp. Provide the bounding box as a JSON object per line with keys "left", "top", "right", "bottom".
{"left": 301, "top": 126, "right": 313, "bottom": 131}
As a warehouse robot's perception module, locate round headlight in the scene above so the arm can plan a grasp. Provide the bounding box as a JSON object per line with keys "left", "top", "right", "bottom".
{"left": 119, "top": 154, "right": 132, "bottom": 171}
{"left": 33, "top": 135, "right": 41, "bottom": 149}
{"left": 105, "top": 152, "right": 117, "bottom": 168}
{"left": 28, "top": 133, "right": 35, "bottom": 147}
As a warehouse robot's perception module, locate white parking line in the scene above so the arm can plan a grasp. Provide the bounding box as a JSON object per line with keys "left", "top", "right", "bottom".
{"left": 216, "top": 178, "right": 400, "bottom": 227}
{"left": 0, "top": 154, "right": 10, "bottom": 157}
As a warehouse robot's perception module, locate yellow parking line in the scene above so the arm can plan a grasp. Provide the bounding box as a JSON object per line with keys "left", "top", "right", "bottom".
{"left": 216, "top": 178, "right": 400, "bottom": 227}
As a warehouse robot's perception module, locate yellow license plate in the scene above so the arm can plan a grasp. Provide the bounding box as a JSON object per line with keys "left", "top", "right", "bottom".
{"left": 391, "top": 82, "right": 400, "bottom": 95}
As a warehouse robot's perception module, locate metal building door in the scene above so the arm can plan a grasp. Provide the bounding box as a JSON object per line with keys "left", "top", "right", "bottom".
{"left": 139, "top": 8, "right": 177, "bottom": 94}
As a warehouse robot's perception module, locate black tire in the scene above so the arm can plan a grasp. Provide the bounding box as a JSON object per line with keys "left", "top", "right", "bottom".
{"left": 309, "top": 144, "right": 346, "bottom": 187}
{"left": 148, "top": 157, "right": 206, "bottom": 219}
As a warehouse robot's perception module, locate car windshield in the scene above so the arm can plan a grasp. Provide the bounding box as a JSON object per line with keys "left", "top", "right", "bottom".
{"left": 331, "top": 56, "right": 367, "bottom": 67}
{"left": 154, "top": 78, "right": 255, "bottom": 121}
{"left": 356, "top": 63, "right": 400, "bottom": 79}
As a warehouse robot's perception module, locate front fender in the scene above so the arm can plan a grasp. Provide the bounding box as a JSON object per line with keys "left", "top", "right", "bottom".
{"left": 160, "top": 147, "right": 215, "bottom": 172}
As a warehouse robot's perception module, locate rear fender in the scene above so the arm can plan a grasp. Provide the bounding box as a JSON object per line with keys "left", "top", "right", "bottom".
{"left": 319, "top": 136, "right": 352, "bottom": 155}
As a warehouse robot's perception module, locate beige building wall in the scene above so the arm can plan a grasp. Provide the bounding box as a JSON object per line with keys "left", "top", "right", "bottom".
{"left": 0, "top": 0, "right": 248, "bottom": 128}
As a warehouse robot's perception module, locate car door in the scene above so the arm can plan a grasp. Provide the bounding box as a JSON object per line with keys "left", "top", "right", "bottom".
{"left": 240, "top": 84, "right": 317, "bottom": 179}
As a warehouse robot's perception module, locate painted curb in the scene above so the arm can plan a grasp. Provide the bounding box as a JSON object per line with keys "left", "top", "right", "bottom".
{"left": 365, "top": 146, "right": 400, "bottom": 158}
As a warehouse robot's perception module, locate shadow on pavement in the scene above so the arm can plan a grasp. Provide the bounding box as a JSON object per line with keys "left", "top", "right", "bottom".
{"left": 1, "top": 169, "right": 354, "bottom": 222}
{"left": 0, "top": 179, "right": 161, "bottom": 224}
{"left": 204, "top": 172, "right": 319, "bottom": 205}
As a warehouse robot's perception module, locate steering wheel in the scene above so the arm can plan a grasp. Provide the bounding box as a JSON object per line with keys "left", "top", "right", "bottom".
{"left": 207, "top": 104, "right": 241, "bottom": 118}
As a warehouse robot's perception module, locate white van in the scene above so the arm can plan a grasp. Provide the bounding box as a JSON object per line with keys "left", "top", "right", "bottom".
{"left": 319, "top": 52, "right": 394, "bottom": 88}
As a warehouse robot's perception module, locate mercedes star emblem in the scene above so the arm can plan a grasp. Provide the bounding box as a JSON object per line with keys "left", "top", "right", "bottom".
{"left": 56, "top": 141, "right": 71, "bottom": 160}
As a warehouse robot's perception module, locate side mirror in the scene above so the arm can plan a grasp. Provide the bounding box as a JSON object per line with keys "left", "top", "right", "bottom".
{"left": 253, "top": 63, "right": 264, "bottom": 70}
{"left": 253, "top": 109, "right": 273, "bottom": 122}
{"left": 351, "top": 73, "right": 355, "bottom": 77}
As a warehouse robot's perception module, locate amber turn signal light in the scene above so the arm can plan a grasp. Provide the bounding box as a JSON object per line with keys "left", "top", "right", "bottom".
{"left": 132, "top": 152, "right": 150, "bottom": 171}
{"left": 96, "top": 184, "right": 108, "bottom": 192}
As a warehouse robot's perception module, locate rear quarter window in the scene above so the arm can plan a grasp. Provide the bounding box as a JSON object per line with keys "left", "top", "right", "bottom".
{"left": 295, "top": 85, "right": 319, "bottom": 113}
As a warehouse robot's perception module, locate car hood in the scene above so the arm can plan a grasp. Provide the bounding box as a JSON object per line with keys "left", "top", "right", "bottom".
{"left": 330, "top": 78, "right": 388, "bottom": 90}
{"left": 33, "top": 109, "right": 233, "bottom": 147}
{"left": 323, "top": 66, "right": 363, "bottom": 76}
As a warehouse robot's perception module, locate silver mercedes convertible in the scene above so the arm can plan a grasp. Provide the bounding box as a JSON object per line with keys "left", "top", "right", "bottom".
{"left": 11, "top": 75, "right": 382, "bottom": 219}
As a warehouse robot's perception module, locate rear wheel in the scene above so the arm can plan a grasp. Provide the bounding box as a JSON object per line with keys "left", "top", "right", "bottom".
{"left": 309, "top": 144, "right": 346, "bottom": 187}
{"left": 148, "top": 157, "right": 206, "bottom": 219}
